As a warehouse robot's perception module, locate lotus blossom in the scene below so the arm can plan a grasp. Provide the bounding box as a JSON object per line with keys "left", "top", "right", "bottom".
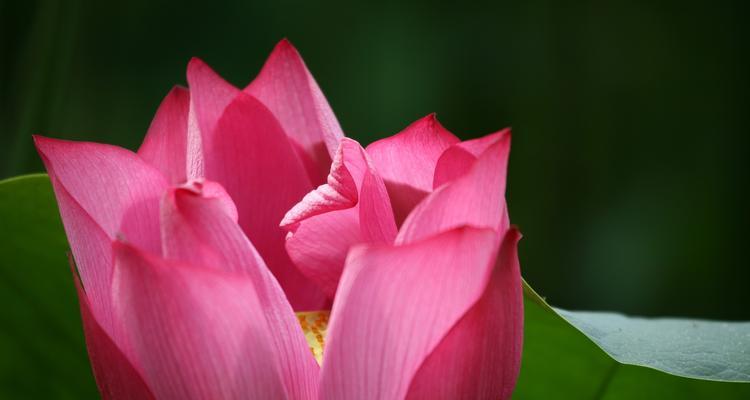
{"left": 34, "top": 39, "right": 522, "bottom": 399}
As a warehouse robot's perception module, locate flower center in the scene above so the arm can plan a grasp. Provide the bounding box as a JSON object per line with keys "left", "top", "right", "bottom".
{"left": 296, "top": 310, "right": 330, "bottom": 365}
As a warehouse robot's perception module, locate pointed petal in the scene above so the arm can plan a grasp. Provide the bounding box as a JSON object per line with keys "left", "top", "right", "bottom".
{"left": 113, "top": 242, "right": 304, "bottom": 400}
{"left": 137, "top": 86, "right": 190, "bottom": 183}
{"left": 367, "top": 114, "right": 459, "bottom": 190}
{"left": 246, "top": 39, "right": 344, "bottom": 180}
{"left": 406, "top": 229, "right": 523, "bottom": 400}
{"left": 319, "top": 227, "right": 500, "bottom": 400}
{"left": 433, "top": 129, "right": 510, "bottom": 188}
{"left": 396, "top": 132, "right": 511, "bottom": 244}
{"left": 366, "top": 114, "right": 459, "bottom": 223}
{"left": 204, "top": 92, "right": 326, "bottom": 310}
{"left": 282, "top": 138, "right": 396, "bottom": 298}
{"left": 160, "top": 184, "right": 319, "bottom": 399}
{"left": 34, "top": 136, "right": 167, "bottom": 253}
{"left": 74, "top": 267, "right": 156, "bottom": 400}
{"left": 50, "top": 177, "right": 118, "bottom": 336}
{"left": 35, "top": 136, "right": 167, "bottom": 337}
{"left": 358, "top": 166, "right": 398, "bottom": 242}
{"left": 185, "top": 58, "right": 240, "bottom": 179}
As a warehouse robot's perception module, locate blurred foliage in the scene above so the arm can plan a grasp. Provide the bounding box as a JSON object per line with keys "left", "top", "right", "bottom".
{"left": 1, "top": 0, "right": 749, "bottom": 319}
{"left": 0, "top": 175, "right": 97, "bottom": 398}
{"left": 516, "top": 283, "right": 750, "bottom": 399}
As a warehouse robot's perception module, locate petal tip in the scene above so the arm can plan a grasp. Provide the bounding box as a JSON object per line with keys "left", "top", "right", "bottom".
{"left": 274, "top": 37, "right": 300, "bottom": 55}
{"left": 186, "top": 57, "right": 221, "bottom": 83}
{"left": 32, "top": 134, "right": 56, "bottom": 151}
{"left": 187, "top": 56, "right": 206, "bottom": 69}
{"left": 507, "top": 225, "right": 523, "bottom": 242}
{"left": 167, "top": 85, "right": 189, "bottom": 98}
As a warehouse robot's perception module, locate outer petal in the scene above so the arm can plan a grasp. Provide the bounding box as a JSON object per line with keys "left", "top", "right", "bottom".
{"left": 406, "top": 228, "right": 523, "bottom": 400}
{"left": 51, "top": 179, "right": 119, "bottom": 339}
{"left": 319, "top": 227, "right": 500, "bottom": 400}
{"left": 281, "top": 138, "right": 397, "bottom": 298}
{"left": 34, "top": 136, "right": 167, "bottom": 252}
{"left": 185, "top": 58, "right": 240, "bottom": 179}
{"left": 366, "top": 114, "right": 459, "bottom": 223}
{"left": 159, "top": 183, "right": 319, "bottom": 399}
{"left": 246, "top": 39, "right": 344, "bottom": 181}
{"left": 112, "top": 242, "right": 293, "bottom": 400}
{"left": 34, "top": 136, "right": 167, "bottom": 337}
{"left": 137, "top": 86, "right": 190, "bottom": 184}
{"left": 433, "top": 129, "right": 510, "bottom": 188}
{"left": 396, "top": 131, "right": 511, "bottom": 244}
{"left": 204, "top": 92, "right": 326, "bottom": 310}
{"left": 74, "top": 265, "right": 156, "bottom": 400}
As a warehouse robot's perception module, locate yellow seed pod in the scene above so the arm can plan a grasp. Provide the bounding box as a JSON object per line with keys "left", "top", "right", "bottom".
{"left": 296, "top": 310, "right": 330, "bottom": 365}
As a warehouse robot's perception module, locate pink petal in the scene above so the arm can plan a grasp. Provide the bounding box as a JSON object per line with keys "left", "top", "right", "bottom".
{"left": 246, "top": 39, "right": 344, "bottom": 182}
{"left": 50, "top": 177, "right": 118, "bottom": 337}
{"left": 137, "top": 86, "right": 190, "bottom": 184}
{"left": 74, "top": 266, "right": 156, "bottom": 400}
{"left": 405, "top": 228, "right": 523, "bottom": 400}
{"left": 34, "top": 136, "right": 167, "bottom": 253}
{"left": 35, "top": 136, "right": 167, "bottom": 339}
{"left": 112, "top": 242, "right": 310, "bottom": 400}
{"left": 159, "top": 183, "right": 320, "bottom": 399}
{"left": 281, "top": 139, "right": 362, "bottom": 228}
{"left": 203, "top": 92, "right": 326, "bottom": 310}
{"left": 433, "top": 129, "right": 510, "bottom": 188}
{"left": 396, "top": 131, "right": 511, "bottom": 244}
{"left": 185, "top": 58, "right": 240, "bottom": 179}
{"left": 175, "top": 179, "right": 239, "bottom": 223}
{"left": 284, "top": 208, "right": 361, "bottom": 297}
{"left": 358, "top": 167, "right": 398, "bottom": 242}
{"left": 366, "top": 114, "right": 459, "bottom": 223}
{"left": 319, "top": 227, "right": 501, "bottom": 400}
{"left": 281, "top": 138, "right": 396, "bottom": 298}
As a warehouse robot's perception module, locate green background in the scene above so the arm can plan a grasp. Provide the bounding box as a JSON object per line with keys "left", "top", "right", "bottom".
{"left": 2, "top": 0, "right": 749, "bottom": 320}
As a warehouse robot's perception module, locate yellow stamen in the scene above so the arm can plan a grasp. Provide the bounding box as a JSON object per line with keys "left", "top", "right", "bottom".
{"left": 296, "top": 310, "right": 330, "bottom": 365}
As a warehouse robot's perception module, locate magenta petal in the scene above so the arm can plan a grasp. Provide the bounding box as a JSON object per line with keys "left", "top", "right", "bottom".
{"left": 112, "top": 242, "right": 311, "bottom": 400}
{"left": 50, "top": 177, "right": 118, "bottom": 337}
{"left": 159, "top": 184, "right": 319, "bottom": 398}
{"left": 204, "top": 92, "right": 326, "bottom": 310}
{"left": 281, "top": 139, "right": 361, "bottom": 228}
{"left": 137, "top": 86, "right": 190, "bottom": 184}
{"left": 282, "top": 138, "right": 396, "bottom": 298}
{"left": 284, "top": 208, "right": 360, "bottom": 297}
{"left": 405, "top": 229, "right": 523, "bottom": 400}
{"left": 185, "top": 57, "right": 240, "bottom": 179}
{"left": 366, "top": 114, "right": 459, "bottom": 223}
{"left": 358, "top": 166, "right": 398, "bottom": 242}
{"left": 319, "top": 227, "right": 500, "bottom": 400}
{"left": 35, "top": 136, "right": 167, "bottom": 335}
{"left": 34, "top": 136, "right": 167, "bottom": 253}
{"left": 433, "top": 129, "right": 510, "bottom": 188}
{"left": 396, "top": 131, "right": 511, "bottom": 244}
{"left": 74, "top": 269, "right": 155, "bottom": 400}
{"left": 246, "top": 39, "right": 344, "bottom": 181}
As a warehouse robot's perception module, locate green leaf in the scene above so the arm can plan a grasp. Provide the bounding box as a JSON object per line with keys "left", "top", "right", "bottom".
{"left": 0, "top": 173, "right": 747, "bottom": 399}
{"left": 515, "top": 281, "right": 750, "bottom": 399}
{"left": 0, "top": 174, "right": 98, "bottom": 399}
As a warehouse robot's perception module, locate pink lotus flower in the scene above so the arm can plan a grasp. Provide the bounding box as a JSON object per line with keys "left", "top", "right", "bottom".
{"left": 34, "top": 39, "right": 522, "bottom": 399}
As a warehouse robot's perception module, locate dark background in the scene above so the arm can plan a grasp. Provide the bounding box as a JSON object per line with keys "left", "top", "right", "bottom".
{"left": 2, "top": 0, "right": 748, "bottom": 319}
